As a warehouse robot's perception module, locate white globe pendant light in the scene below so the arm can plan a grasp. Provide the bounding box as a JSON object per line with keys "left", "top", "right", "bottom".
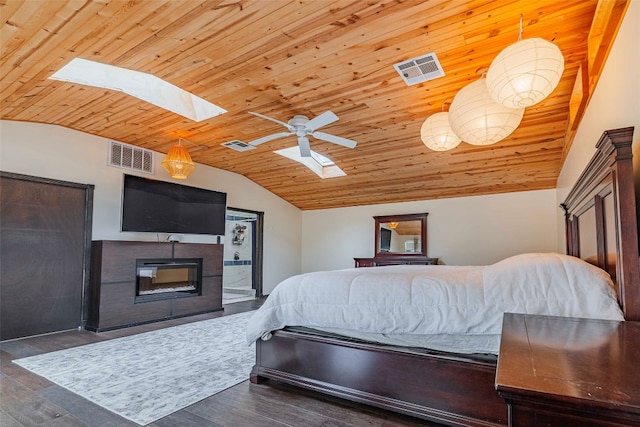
{"left": 486, "top": 16, "right": 564, "bottom": 108}
{"left": 421, "top": 111, "right": 461, "bottom": 151}
{"left": 448, "top": 77, "right": 524, "bottom": 146}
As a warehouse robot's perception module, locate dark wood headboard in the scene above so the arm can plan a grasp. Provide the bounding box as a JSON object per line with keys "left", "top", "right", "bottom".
{"left": 561, "top": 127, "right": 639, "bottom": 320}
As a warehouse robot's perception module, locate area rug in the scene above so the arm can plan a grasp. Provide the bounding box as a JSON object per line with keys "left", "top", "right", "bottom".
{"left": 13, "top": 311, "right": 256, "bottom": 425}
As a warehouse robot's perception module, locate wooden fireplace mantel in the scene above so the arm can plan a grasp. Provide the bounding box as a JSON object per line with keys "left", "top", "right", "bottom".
{"left": 86, "top": 240, "right": 223, "bottom": 332}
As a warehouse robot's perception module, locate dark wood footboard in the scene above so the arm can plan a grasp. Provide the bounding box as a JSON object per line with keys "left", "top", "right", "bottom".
{"left": 251, "top": 329, "right": 507, "bottom": 427}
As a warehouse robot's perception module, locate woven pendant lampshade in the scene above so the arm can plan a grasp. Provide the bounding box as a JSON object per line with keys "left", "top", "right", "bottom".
{"left": 486, "top": 37, "right": 564, "bottom": 109}
{"left": 448, "top": 78, "right": 524, "bottom": 146}
{"left": 420, "top": 111, "right": 461, "bottom": 151}
{"left": 162, "top": 139, "right": 195, "bottom": 179}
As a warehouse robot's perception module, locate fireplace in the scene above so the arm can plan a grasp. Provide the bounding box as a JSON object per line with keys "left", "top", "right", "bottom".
{"left": 135, "top": 258, "right": 202, "bottom": 302}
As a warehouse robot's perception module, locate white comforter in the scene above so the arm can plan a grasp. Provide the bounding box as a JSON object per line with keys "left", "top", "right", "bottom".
{"left": 246, "top": 253, "right": 624, "bottom": 354}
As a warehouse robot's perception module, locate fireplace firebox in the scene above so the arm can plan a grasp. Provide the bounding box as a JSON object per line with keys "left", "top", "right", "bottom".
{"left": 135, "top": 258, "right": 202, "bottom": 303}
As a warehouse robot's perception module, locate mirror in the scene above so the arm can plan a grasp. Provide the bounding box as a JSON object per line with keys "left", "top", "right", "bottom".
{"left": 374, "top": 213, "right": 428, "bottom": 257}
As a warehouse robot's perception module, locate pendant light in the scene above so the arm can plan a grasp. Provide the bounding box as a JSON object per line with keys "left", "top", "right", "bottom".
{"left": 448, "top": 77, "right": 524, "bottom": 146}
{"left": 486, "top": 16, "right": 564, "bottom": 108}
{"left": 162, "top": 138, "right": 195, "bottom": 179}
{"left": 420, "top": 106, "right": 461, "bottom": 151}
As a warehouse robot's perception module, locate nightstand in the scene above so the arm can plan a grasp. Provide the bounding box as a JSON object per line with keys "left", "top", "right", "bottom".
{"left": 496, "top": 313, "right": 640, "bottom": 426}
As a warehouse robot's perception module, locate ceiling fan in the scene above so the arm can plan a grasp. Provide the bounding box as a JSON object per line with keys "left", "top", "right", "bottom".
{"left": 247, "top": 110, "right": 357, "bottom": 157}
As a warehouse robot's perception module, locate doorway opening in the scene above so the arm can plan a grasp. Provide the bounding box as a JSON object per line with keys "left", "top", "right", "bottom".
{"left": 223, "top": 208, "right": 263, "bottom": 304}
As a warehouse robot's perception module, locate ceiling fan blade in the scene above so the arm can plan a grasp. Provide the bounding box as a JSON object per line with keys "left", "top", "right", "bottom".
{"left": 248, "top": 111, "right": 293, "bottom": 130}
{"left": 248, "top": 131, "right": 291, "bottom": 146}
{"left": 312, "top": 131, "right": 357, "bottom": 149}
{"left": 306, "top": 110, "right": 338, "bottom": 132}
{"left": 298, "top": 136, "right": 311, "bottom": 157}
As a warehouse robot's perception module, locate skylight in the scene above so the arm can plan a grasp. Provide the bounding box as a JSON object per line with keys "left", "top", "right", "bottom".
{"left": 49, "top": 58, "right": 226, "bottom": 122}
{"left": 274, "top": 147, "right": 346, "bottom": 179}
{"left": 310, "top": 150, "right": 339, "bottom": 167}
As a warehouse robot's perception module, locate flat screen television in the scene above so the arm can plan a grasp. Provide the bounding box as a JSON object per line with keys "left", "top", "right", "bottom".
{"left": 380, "top": 228, "right": 391, "bottom": 252}
{"left": 121, "top": 174, "right": 227, "bottom": 235}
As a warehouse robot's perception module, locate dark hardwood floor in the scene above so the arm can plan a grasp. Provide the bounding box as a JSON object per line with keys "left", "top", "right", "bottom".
{"left": 0, "top": 299, "right": 440, "bottom": 427}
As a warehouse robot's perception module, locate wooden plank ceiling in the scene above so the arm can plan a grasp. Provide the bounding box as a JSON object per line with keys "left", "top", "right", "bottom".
{"left": 0, "top": 0, "right": 629, "bottom": 210}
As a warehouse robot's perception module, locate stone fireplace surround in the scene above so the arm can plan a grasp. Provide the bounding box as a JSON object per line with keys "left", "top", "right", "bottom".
{"left": 86, "top": 241, "right": 223, "bottom": 332}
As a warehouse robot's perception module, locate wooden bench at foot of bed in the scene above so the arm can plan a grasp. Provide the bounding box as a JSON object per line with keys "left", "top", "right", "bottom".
{"left": 250, "top": 328, "right": 507, "bottom": 427}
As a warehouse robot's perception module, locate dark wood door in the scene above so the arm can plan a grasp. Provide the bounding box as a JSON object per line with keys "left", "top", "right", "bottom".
{"left": 1, "top": 173, "right": 93, "bottom": 340}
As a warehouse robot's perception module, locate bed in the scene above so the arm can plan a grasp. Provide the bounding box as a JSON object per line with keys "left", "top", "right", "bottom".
{"left": 248, "top": 127, "right": 639, "bottom": 427}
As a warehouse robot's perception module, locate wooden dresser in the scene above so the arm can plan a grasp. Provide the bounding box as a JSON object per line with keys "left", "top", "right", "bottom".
{"left": 355, "top": 212, "right": 437, "bottom": 268}
{"left": 354, "top": 256, "right": 438, "bottom": 267}
{"left": 496, "top": 313, "right": 640, "bottom": 426}
{"left": 87, "top": 241, "right": 223, "bottom": 332}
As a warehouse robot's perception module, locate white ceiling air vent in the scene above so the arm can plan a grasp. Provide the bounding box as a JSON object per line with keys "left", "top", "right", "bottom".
{"left": 221, "top": 140, "right": 255, "bottom": 152}
{"left": 394, "top": 52, "right": 445, "bottom": 86}
{"left": 108, "top": 141, "right": 154, "bottom": 174}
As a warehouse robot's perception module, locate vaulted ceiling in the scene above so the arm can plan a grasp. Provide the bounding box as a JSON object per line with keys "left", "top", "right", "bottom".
{"left": 0, "top": 0, "right": 629, "bottom": 209}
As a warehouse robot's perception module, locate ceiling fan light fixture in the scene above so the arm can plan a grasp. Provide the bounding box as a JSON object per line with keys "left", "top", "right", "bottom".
{"left": 162, "top": 138, "right": 195, "bottom": 179}
{"left": 448, "top": 78, "right": 524, "bottom": 146}
{"left": 248, "top": 111, "right": 357, "bottom": 156}
{"left": 421, "top": 111, "right": 461, "bottom": 151}
{"left": 486, "top": 37, "right": 564, "bottom": 108}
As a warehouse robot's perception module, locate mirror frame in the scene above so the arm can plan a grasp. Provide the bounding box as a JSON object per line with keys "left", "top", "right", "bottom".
{"left": 374, "top": 213, "right": 428, "bottom": 257}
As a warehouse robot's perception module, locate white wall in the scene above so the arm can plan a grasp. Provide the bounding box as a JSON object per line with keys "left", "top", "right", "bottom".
{"left": 0, "top": 121, "right": 301, "bottom": 294}
{"left": 302, "top": 189, "right": 557, "bottom": 272}
{"left": 555, "top": 1, "right": 640, "bottom": 249}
